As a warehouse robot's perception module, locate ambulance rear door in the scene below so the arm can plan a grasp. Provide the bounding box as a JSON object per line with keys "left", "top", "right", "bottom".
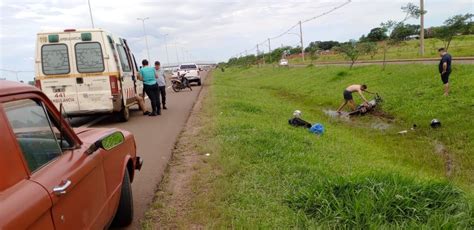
{"left": 71, "top": 31, "right": 113, "bottom": 113}
{"left": 37, "top": 33, "right": 80, "bottom": 112}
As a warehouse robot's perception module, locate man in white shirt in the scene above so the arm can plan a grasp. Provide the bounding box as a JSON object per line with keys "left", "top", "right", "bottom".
{"left": 154, "top": 61, "right": 167, "bottom": 110}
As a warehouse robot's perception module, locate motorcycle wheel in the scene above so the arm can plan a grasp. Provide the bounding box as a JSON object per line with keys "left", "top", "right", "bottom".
{"left": 172, "top": 83, "right": 181, "bottom": 92}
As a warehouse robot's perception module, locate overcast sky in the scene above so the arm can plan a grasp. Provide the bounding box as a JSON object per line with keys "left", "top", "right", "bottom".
{"left": 0, "top": 0, "right": 472, "bottom": 81}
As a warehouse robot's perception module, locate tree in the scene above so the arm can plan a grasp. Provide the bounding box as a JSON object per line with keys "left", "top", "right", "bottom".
{"left": 433, "top": 13, "right": 473, "bottom": 50}
{"left": 305, "top": 40, "right": 340, "bottom": 52}
{"left": 335, "top": 40, "right": 368, "bottom": 69}
{"left": 288, "top": 46, "right": 302, "bottom": 55}
{"left": 359, "top": 42, "right": 379, "bottom": 59}
{"left": 319, "top": 41, "right": 340, "bottom": 50}
{"left": 380, "top": 20, "right": 404, "bottom": 70}
{"left": 309, "top": 50, "right": 320, "bottom": 65}
{"left": 390, "top": 23, "right": 420, "bottom": 41}
{"left": 463, "top": 21, "right": 474, "bottom": 35}
{"left": 401, "top": 2, "right": 427, "bottom": 56}
{"left": 305, "top": 41, "right": 319, "bottom": 53}
{"left": 366, "top": 27, "right": 388, "bottom": 42}
{"left": 401, "top": 3, "right": 425, "bottom": 20}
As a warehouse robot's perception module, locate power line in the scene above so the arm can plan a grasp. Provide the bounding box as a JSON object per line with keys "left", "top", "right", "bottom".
{"left": 301, "top": 0, "right": 351, "bottom": 24}
{"left": 232, "top": 0, "right": 351, "bottom": 59}
{"left": 0, "top": 68, "right": 34, "bottom": 73}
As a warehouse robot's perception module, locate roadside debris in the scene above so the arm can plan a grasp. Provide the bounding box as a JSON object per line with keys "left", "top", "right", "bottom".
{"left": 431, "top": 119, "right": 441, "bottom": 128}
{"left": 293, "top": 110, "right": 302, "bottom": 118}
{"left": 310, "top": 123, "right": 325, "bottom": 135}
{"left": 288, "top": 110, "right": 325, "bottom": 136}
{"left": 288, "top": 110, "right": 312, "bottom": 128}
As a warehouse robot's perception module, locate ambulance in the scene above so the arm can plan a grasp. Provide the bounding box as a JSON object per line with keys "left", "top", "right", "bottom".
{"left": 34, "top": 28, "right": 143, "bottom": 122}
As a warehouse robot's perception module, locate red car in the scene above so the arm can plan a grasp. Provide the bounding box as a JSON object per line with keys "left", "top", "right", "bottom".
{"left": 0, "top": 81, "right": 142, "bottom": 229}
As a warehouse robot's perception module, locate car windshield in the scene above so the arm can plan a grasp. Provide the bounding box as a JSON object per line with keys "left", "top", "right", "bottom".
{"left": 180, "top": 65, "right": 197, "bottom": 69}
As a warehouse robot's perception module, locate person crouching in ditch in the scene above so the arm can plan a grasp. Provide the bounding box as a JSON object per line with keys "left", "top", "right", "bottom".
{"left": 337, "top": 84, "right": 369, "bottom": 113}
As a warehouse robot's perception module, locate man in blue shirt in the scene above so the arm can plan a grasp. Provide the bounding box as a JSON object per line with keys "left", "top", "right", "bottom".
{"left": 154, "top": 61, "right": 167, "bottom": 110}
{"left": 438, "top": 48, "right": 452, "bottom": 96}
{"left": 138, "top": 59, "right": 160, "bottom": 116}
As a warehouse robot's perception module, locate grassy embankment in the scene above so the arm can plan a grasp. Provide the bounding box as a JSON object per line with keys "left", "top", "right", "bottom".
{"left": 150, "top": 64, "right": 474, "bottom": 228}
{"left": 289, "top": 35, "right": 474, "bottom": 64}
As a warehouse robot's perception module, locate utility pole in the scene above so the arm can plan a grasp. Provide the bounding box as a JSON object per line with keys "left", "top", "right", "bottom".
{"left": 163, "top": 34, "right": 170, "bottom": 67}
{"left": 88, "top": 0, "right": 95, "bottom": 28}
{"left": 175, "top": 41, "right": 180, "bottom": 65}
{"left": 181, "top": 48, "right": 186, "bottom": 62}
{"left": 137, "top": 17, "right": 150, "bottom": 61}
{"left": 256, "top": 44, "right": 260, "bottom": 67}
{"left": 419, "top": 0, "right": 425, "bottom": 56}
{"left": 268, "top": 38, "right": 272, "bottom": 64}
{"left": 299, "top": 21, "right": 305, "bottom": 62}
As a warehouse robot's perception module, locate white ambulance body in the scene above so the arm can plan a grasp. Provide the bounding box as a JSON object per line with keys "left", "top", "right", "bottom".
{"left": 34, "top": 28, "right": 143, "bottom": 121}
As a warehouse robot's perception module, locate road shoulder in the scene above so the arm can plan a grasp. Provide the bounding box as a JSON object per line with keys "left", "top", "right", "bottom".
{"left": 141, "top": 71, "right": 216, "bottom": 229}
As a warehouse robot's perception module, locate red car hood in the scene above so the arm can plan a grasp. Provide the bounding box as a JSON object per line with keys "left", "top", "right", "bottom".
{"left": 74, "top": 127, "right": 120, "bottom": 145}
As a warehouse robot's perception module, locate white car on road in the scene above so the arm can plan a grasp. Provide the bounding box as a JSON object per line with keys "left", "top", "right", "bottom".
{"left": 279, "top": 59, "right": 289, "bottom": 67}
{"left": 178, "top": 63, "right": 201, "bottom": 86}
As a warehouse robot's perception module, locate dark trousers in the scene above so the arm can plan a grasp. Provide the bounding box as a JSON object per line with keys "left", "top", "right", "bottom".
{"left": 158, "top": 86, "right": 166, "bottom": 107}
{"left": 144, "top": 84, "right": 160, "bottom": 114}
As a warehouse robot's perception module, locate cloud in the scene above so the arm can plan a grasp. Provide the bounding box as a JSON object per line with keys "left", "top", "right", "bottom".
{"left": 1, "top": 0, "right": 473, "bottom": 81}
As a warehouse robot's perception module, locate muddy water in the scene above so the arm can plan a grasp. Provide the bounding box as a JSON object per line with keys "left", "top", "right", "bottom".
{"left": 371, "top": 121, "right": 391, "bottom": 130}
{"left": 323, "top": 109, "right": 391, "bottom": 130}
{"left": 323, "top": 109, "right": 350, "bottom": 121}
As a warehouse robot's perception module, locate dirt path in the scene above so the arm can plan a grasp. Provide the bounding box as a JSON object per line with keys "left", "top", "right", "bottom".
{"left": 142, "top": 72, "right": 213, "bottom": 229}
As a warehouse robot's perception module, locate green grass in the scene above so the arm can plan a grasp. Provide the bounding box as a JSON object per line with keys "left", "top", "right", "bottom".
{"left": 289, "top": 35, "right": 474, "bottom": 65}
{"left": 287, "top": 174, "right": 471, "bottom": 228}
{"left": 153, "top": 64, "right": 474, "bottom": 228}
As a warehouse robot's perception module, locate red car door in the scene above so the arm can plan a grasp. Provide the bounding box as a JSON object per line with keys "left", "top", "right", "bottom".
{"left": 0, "top": 104, "right": 54, "bottom": 229}
{"left": 3, "top": 97, "right": 109, "bottom": 229}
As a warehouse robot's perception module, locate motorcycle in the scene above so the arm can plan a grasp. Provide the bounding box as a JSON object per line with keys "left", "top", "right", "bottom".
{"left": 171, "top": 73, "right": 192, "bottom": 92}
{"left": 348, "top": 93, "right": 383, "bottom": 116}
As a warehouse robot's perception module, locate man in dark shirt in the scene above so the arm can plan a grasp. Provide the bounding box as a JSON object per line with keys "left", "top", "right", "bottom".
{"left": 438, "top": 48, "right": 452, "bottom": 96}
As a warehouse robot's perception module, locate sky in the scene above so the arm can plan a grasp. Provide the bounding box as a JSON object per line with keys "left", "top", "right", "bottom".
{"left": 0, "top": 0, "right": 472, "bottom": 81}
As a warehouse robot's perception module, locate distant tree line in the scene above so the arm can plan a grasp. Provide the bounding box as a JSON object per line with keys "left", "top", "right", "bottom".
{"left": 224, "top": 12, "right": 472, "bottom": 68}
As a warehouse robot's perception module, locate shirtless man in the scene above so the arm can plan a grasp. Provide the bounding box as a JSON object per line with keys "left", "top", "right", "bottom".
{"left": 337, "top": 84, "right": 369, "bottom": 113}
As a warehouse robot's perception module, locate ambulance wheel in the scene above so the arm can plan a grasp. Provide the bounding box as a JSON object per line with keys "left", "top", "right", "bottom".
{"left": 117, "top": 105, "right": 130, "bottom": 122}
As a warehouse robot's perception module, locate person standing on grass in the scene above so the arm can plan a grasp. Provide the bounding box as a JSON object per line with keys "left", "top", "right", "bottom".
{"left": 138, "top": 59, "right": 160, "bottom": 116}
{"left": 336, "top": 84, "right": 369, "bottom": 113}
{"left": 438, "top": 48, "right": 452, "bottom": 96}
{"left": 154, "top": 61, "right": 167, "bottom": 110}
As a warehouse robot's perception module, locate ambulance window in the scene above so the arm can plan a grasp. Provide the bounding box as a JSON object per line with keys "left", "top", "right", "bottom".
{"left": 117, "top": 45, "right": 131, "bottom": 72}
{"left": 75, "top": 42, "right": 105, "bottom": 73}
{"left": 41, "top": 44, "right": 70, "bottom": 75}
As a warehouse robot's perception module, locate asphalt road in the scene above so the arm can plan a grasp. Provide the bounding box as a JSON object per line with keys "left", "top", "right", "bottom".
{"left": 80, "top": 73, "right": 207, "bottom": 229}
